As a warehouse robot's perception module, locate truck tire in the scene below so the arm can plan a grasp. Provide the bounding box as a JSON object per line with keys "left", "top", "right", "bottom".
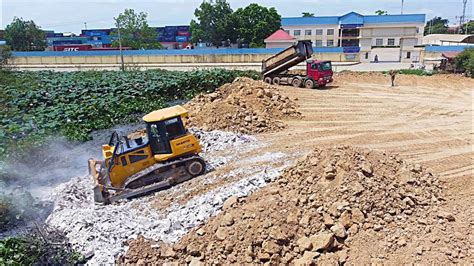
{"left": 272, "top": 77, "right": 281, "bottom": 85}
{"left": 264, "top": 77, "right": 272, "bottom": 84}
{"left": 304, "top": 79, "right": 315, "bottom": 89}
{"left": 292, "top": 78, "right": 302, "bottom": 88}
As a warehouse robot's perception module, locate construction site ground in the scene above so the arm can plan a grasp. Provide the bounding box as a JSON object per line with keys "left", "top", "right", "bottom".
{"left": 120, "top": 72, "right": 473, "bottom": 264}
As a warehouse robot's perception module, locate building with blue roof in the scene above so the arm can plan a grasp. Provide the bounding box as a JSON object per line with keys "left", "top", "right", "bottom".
{"left": 281, "top": 12, "right": 426, "bottom": 63}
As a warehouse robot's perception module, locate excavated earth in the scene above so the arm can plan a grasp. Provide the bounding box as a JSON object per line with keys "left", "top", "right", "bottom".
{"left": 43, "top": 73, "right": 472, "bottom": 264}
{"left": 184, "top": 77, "right": 301, "bottom": 134}
{"left": 121, "top": 146, "right": 465, "bottom": 264}
{"left": 119, "top": 73, "right": 473, "bottom": 264}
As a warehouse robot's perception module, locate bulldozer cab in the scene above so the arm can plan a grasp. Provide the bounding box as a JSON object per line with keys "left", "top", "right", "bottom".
{"left": 147, "top": 116, "right": 187, "bottom": 154}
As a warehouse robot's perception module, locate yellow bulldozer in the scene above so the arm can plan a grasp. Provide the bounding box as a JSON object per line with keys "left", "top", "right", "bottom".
{"left": 88, "top": 105, "right": 206, "bottom": 204}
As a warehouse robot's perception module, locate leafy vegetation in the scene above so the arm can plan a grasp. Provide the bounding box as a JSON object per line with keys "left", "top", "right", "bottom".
{"left": 424, "top": 17, "right": 449, "bottom": 35}
{"left": 0, "top": 235, "right": 84, "bottom": 265}
{"left": 111, "top": 9, "right": 163, "bottom": 50}
{"left": 0, "top": 69, "right": 260, "bottom": 158}
{"left": 234, "top": 4, "right": 281, "bottom": 48}
{"left": 190, "top": 0, "right": 237, "bottom": 46}
{"left": 4, "top": 17, "right": 47, "bottom": 51}
{"left": 455, "top": 48, "right": 474, "bottom": 77}
{"left": 301, "top": 12, "right": 315, "bottom": 17}
{"left": 190, "top": 0, "right": 281, "bottom": 47}
{"left": 459, "top": 20, "right": 473, "bottom": 34}
{"left": 375, "top": 10, "right": 388, "bottom": 15}
{"left": 395, "top": 69, "right": 434, "bottom": 76}
{"left": 0, "top": 46, "right": 12, "bottom": 70}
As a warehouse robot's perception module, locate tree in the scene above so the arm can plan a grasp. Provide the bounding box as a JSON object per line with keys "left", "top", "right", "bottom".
{"left": 302, "top": 12, "right": 315, "bottom": 17}
{"left": 455, "top": 48, "right": 474, "bottom": 77}
{"left": 0, "top": 46, "right": 12, "bottom": 70}
{"left": 4, "top": 18, "right": 46, "bottom": 51}
{"left": 189, "top": 0, "right": 236, "bottom": 46}
{"left": 424, "top": 17, "right": 449, "bottom": 35}
{"left": 111, "top": 9, "right": 162, "bottom": 50}
{"left": 234, "top": 4, "right": 281, "bottom": 48}
{"left": 375, "top": 10, "right": 388, "bottom": 15}
{"left": 459, "top": 20, "right": 474, "bottom": 34}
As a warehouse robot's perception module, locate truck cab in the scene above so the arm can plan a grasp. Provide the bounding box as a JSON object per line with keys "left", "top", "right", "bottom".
{"left": 307, "top": 59, "right": 334, "bottom": 87}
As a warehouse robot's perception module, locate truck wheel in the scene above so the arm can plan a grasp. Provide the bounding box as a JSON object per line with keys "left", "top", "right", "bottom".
{"left": 264, "top": 77, "right": 272, "bottom": 84}
{"left": 304, "top": 79, "right": 315, "bottom": 89}
{"left": 292, "top": 78, "right": 302, "bottom": 88}
{"left": 272, "top": 77, "right": 281, "bottom": 85}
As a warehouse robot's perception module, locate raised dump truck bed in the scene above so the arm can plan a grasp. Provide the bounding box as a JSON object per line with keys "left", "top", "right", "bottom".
{"left": 262, "top": 41, "right": 313, "bottom": 77}
{"left": 262, "top": 41, "right": 333, "bottom": 89}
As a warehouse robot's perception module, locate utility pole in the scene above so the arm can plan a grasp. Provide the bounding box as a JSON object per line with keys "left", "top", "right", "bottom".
{"left": 401, "top": 0, "right": 405, "bottom": 15}
{"left": 460, "top": 0, "right": 468, "bottom": 34}
{"left": 429, "top": 18, "right": 433, "bottom": 35}
{"left": 114, "top": 17, "right": 125, "bottom": 71}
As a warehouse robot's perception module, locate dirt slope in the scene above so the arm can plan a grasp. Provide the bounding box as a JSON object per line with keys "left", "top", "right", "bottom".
{"left": 122, "top": 146, "right": 470, "bottom": 264}
{"left": 184, "top": 77, "right": 301, "bottom": 134}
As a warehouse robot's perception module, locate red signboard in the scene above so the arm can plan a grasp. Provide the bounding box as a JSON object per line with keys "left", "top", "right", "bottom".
{"left": 53, "top": 45, "right": 92, "bottom": 51}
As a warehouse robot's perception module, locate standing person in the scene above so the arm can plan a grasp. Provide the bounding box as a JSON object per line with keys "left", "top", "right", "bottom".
{"left": 374, "top": 54, "right": 379, "bottom": 63}
{"left": 389, "top": 70, "right": 397, "bottom": 87}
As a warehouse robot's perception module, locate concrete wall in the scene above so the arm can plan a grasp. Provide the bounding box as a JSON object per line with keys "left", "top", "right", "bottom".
{"left": 10, "top": 51, "right": 356, "bottom": 67}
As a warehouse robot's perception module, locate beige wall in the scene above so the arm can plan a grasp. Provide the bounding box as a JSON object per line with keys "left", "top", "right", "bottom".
{"left": 11, "top": 54, "right": 276, "bottom": 65}
{"left": 10, "top": 51, "right": 359, "bottom": 67}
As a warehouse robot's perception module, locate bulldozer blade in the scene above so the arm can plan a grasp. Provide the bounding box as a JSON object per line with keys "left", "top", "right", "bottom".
{"left": 93, "top": 184, "right": 106, "bottom": 204}
{"left": 88, "top": 159, "right": 101, "bottom": 180}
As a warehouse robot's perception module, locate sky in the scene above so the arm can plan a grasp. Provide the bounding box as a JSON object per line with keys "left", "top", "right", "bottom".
{"left": 1, "top": 0, "right": 472, "bottom": 33}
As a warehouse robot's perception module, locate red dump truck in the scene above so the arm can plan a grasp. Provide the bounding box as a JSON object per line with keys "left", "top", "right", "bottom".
{"left": 262, "top": 41, "right": 333, "bottom": 89}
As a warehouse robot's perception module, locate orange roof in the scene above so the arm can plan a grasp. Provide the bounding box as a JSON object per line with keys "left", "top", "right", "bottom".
{"left": 442, "top": 52, "right": 461, "bottom": 59}
{"left": 265, "top": 29, "right": 295, "bottom": 41}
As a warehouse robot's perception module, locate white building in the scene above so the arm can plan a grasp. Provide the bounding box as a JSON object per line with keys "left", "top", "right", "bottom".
{"left": 282, "top": 12, "right": 426, "bottom": 62}
{"left": 423, "top": 34, "right": 474, "bottom": 46}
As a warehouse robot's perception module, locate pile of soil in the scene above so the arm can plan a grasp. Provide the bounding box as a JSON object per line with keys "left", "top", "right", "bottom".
{"left": 184, "top": 77, "right": 301, "bottom": 134}
{"left": 121, "top": 146, "right": 467, "bottom": 264}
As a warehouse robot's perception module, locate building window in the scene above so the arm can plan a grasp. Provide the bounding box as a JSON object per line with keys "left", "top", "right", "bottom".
{"left": 314, "top": 40, "right": 323, "bottom": 47}
{"left": 388, "top": 38, "right": 395, "bottom": 46}
{"left": 326, "top": 40, "right": 334, "bottom": 47}
{"left": 305, "top": 29, "right": 312, "bottom": 36}
{"left": 284, "top": 30, "right": 290, "bottom": 35}
{"left": 315, "top": 29, "right": 323, "bottom": 35}
{"left": 327, "top": 29, "right": 334, "bottom": 35}
{"left": 294, "top": 30, "right": 301, "bottom": 36}
{"left": 406, "top": 52, "right": 411, "bottom": 59}
{"left": 376, "top": 38, "right": 383, "bottom": 46}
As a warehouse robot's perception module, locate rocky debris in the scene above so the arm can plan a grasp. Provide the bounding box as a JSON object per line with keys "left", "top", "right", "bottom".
{"left": 189, "top": 128, "right": 257, "bottom": 153}
{"left": 45, "top": 130, "right": 286, "bottom": 264}
{"left": 184, "top": 77, "right": 302, "bottom": 134}
{"left": 121, "top": 146, "right": 448, "bottom": 264}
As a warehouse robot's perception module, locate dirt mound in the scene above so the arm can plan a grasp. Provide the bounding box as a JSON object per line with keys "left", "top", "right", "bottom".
{"left": 120, "top": 146, "right": 467, "bottom": 264}
{"left": 184, "top": 77, "right": 301, "bottom": 134}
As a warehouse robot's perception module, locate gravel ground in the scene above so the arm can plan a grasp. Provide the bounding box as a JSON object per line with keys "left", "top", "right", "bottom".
{"left": 45, "top": 130, "right": 292, "bottom": 264}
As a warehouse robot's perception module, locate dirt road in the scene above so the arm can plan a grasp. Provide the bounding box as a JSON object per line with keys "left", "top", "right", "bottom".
{"left": 265, "top": 72, "right": 473, "bottom": 180}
